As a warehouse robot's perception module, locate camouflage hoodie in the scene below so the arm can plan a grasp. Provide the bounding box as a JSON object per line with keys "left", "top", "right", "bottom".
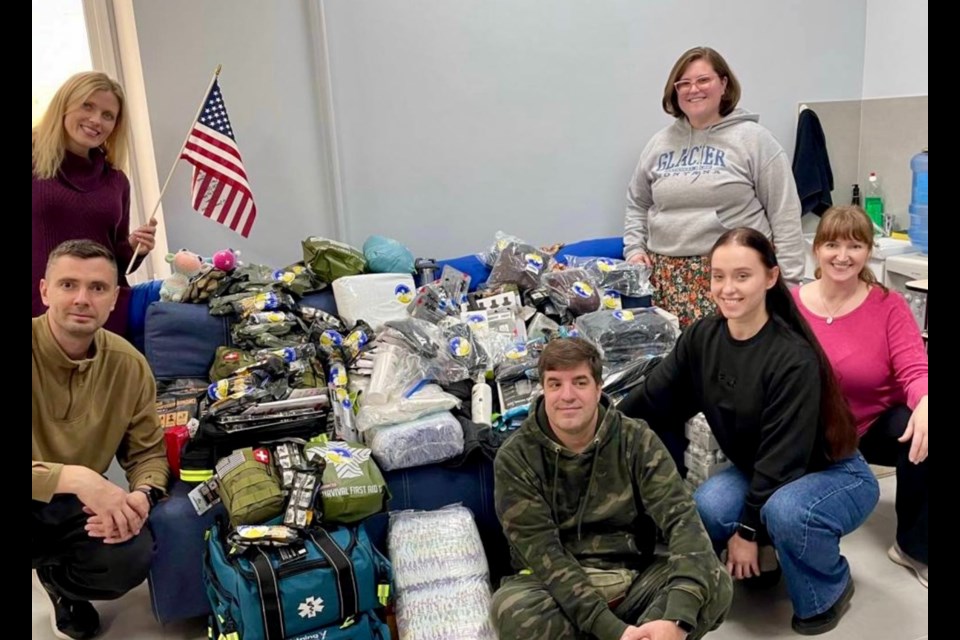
{"left": 494, "top": 395, "right": 719, "bottom": 639}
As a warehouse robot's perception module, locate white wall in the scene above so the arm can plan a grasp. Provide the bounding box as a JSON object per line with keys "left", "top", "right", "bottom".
{"left": 862, "top": 0, "right": 928, "bottom": 98}
{"left": 133, "top": 1, "right": 338, "bottom": 268}
{"left": 324, "top": 0, "right": 867, "bottom": 257}
{"left": 133, "top": 0, "right": 870, "bottom": 263}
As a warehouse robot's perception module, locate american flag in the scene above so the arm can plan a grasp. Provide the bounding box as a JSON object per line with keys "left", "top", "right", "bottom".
{"left": 179, "top": 78, "right": 257, "bottom": 237}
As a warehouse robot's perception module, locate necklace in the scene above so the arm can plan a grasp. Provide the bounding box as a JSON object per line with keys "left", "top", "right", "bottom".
{"left": 818, "top": 285, "right": 856, "bottom": 325}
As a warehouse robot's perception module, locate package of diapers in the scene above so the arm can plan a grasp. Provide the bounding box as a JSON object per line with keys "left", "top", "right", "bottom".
{"left": 388, "top": 505, "right": 496, "bottom": 640}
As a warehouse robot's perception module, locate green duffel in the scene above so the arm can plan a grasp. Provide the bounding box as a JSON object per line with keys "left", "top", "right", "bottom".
{"left": 216, "top": 447, "right": 285, "bottom": 527}
{"left": 301, "top": 237, "right": 366, "bottom": 284}
{"left": 304, "top": 441, "right": 390, "bottom": 524}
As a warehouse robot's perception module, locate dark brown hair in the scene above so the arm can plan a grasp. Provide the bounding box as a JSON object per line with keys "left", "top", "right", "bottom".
{"left": 46, "top": 239, "right": 118, "bottom": 276}
{"left": 710, "top": 228, "right": 858, "bottom": 460}
{"left": 813, "top": 205, "right": 888, "bottom": 292}
{"left": 538, "top": 337, "right": 603, "bottom": 385}
{"left": 662, "top": 46, "right": 741, "bottom": 119}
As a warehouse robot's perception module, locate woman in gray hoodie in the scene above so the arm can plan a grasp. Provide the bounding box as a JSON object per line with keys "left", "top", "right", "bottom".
{"left": 623, "top": 46, "right": 804, "bottom": 328}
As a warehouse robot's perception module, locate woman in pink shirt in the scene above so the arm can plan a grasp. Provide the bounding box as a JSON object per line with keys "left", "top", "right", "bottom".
{"left": 793, "top": 205, "right": 928, "bottom": 588}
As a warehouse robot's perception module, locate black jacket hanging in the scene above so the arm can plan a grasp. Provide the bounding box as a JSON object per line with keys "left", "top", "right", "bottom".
{"left": 792, "top": 109, "right": 834, "bottom": 216}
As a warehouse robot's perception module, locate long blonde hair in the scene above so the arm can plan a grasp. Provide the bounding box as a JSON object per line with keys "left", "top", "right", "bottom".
{"left": 812, "top": 205, "right": 888, "bottom": 292}
{"left": 32, "top": 71, "right": 129, "bottom": 179}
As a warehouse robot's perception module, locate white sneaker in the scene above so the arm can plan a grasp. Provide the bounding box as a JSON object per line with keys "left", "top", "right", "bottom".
{"left": 888, "top": 542, "right": 928, "bottom": 588}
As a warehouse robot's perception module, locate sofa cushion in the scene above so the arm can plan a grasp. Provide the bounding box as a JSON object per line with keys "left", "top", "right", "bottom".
{"left": 145, "top": 303, "right": 232, "bottom": 380}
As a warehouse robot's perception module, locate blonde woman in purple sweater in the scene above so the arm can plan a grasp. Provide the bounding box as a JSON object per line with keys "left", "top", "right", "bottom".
{"left": 32, "top": 71, "right": 157, "bottom": 338}
{"left": 793, "top": 205, "right": 928, "bottom": 588}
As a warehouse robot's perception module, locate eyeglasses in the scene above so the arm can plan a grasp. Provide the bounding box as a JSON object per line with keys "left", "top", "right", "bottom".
{"left": 674, "top": 74, "right": 719, "bottom": 93}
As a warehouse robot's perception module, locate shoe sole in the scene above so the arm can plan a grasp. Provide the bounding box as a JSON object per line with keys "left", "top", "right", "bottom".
{"left": 49, "top": 609, "right": 73, "bottom": 640}
{"left": 791, "top": 580, "right": 855, "bottom": 636}
{"left": 888, "top": 546, "right": 929, "bottom": 588}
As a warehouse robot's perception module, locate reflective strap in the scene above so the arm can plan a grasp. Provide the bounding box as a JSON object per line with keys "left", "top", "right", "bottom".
{"left": 251, "top": 548, "right": 285, "bottom": 640}
{"left": 309, "top": 529, "right": 359, "bottom": 621}
{"left": 181, "top": 469, "right": 214, "bottom": 482}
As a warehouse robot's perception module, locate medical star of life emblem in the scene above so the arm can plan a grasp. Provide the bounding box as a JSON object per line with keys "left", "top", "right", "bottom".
{"left": 297, "top": 595, "right": 325, "bottom": 618}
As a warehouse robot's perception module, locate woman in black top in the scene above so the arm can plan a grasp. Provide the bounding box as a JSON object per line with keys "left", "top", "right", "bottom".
{"left": 621, "top": 228, "right": 878, "bottom": 636}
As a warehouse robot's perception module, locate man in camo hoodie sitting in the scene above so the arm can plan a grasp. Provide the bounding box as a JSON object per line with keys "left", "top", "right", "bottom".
{"left": 491, "top": 338, "right": 731, "bottom": 640}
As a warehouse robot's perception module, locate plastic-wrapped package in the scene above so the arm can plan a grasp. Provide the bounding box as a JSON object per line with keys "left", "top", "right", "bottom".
{"left": 476, "top": 230, "right": 527, "bottom": 267}
{"left": 439, "top": 264, "right": 471, "bottom": 306}
{"left": 357, "top": 383, "right": 461, "bottom": 431}
{"left": 365, "top": 343, "right": 429, "bottom": 405}
{"left": 406, "top": 282, "right": 458, "bottom": 324}
{"left": 575, "top": 308, "right": 678, "bottom": 373}
{"left": 388, "top": 506, "right": 496, "bottom": 640}
{"left": 486, "top": 242, "right": 554, "bottom": 291}
{"left": 380, "top": 317, "right": 486, "bottom": 385}
{"left": 565, "top": 255, "right": 654, "bottom": 298}
{"left": 332, "top": 273, "right": 416, "bottom": 329}
{"left": 327, "top": 354, "right": 359, "bottom": 442}
{"left": 365, "top": 411, "right": 464, "bottom": 471}
{"left": 541, "top": 268, "right": 602, "bottom": 317}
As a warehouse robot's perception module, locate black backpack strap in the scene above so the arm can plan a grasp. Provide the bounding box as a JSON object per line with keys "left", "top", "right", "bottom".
{"left": 309, "top": 528, "right": 359, "bottom": 620}
{"left": 251, "top": 548, "right": 285, "bottom": 640}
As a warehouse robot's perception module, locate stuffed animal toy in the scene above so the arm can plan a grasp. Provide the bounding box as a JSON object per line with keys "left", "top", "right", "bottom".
{"left": 212, "top": 248, "right": 241, "bottom": 272}
{"left": 160, "top": 250, "right": 205, "bottom": 302}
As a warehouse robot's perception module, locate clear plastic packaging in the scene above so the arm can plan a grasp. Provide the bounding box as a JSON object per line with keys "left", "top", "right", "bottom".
{"left": 388, "top": 505, "right": 495, "bottom": 640}
{"left": 356, "top": 383, "right": 461, "bottom": 431}
{"left": 575, "top": 308, "right": 679, "bottom": 373}
{"left": 541, "top": 268, "right": 602, "bottom": 317}
{"left": 565, "top": 256, "right": 654, "bottom": 298}
{"left": 366, "top": 411, "right": 464, "bottom": 471}
{"left": 476, "top": 230, "right": 527, "bottom": 267}
{"left": 486, "top": 242, "right": 554, "bottom": 292}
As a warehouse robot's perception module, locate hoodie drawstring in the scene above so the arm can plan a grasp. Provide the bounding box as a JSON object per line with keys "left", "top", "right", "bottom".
{"left": 550, "top": 447, "right": 561, "bottom": 520}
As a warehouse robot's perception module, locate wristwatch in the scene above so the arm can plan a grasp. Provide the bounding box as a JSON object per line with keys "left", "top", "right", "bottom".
{"left": 675, "top": 619, "right": 695, "bottom": 634}
{"left": 137, "top": 486, "right": 165, "bottom": 508}
{"left": 737, "top": 523, "right": 759, "bottom": 542}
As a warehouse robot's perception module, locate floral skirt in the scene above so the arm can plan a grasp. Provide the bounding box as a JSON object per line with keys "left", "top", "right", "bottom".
{"left": 650, "top": 253, "right": 715, "bottom": 329}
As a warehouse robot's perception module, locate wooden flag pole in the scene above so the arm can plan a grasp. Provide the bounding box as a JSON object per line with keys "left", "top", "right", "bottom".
{"left": 126, "top": 64, "right": 222, "bottom": 276}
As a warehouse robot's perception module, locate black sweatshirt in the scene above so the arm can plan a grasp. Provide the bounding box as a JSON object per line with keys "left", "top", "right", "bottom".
{"left": 620, "top": 315, "right": 827, "bottom": 534}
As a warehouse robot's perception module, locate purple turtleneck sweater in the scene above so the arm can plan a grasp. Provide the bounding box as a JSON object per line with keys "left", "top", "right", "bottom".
{"left": 32, "top": 149, "right": 142, "bottom": 337}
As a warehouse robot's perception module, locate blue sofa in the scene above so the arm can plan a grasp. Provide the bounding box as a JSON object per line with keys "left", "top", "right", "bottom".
{"left": 141, "top": 237, "right": 638, "bottom": 624}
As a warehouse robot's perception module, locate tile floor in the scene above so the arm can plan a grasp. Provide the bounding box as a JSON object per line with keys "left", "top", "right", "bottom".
{"left": 32, "top": 475, "right": 927, "bottom": 639}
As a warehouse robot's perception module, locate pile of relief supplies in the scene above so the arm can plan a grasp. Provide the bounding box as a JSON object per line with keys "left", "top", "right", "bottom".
{"left": 155, "top": 232, "right": 681, "bottom": 639}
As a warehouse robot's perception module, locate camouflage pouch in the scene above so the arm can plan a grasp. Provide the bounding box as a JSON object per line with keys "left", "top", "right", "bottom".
{"left": 209, "top": 346, "right": 259, "bottom": 381}
{"left": 271, "top": 262, "right": 326, "bottom": 297}
{"left": 302, "top": 237, "right": 367, "bottom": 283}
{"left": 216, "top": 447, "right": 285, "bottom": 527}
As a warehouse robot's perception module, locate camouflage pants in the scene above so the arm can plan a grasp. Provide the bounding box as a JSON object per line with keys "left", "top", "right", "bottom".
{"left": 490, "top": 555, "right": 732, "bottom": 640}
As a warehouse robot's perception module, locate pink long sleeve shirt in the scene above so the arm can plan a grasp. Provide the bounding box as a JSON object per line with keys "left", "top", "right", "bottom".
{"left": 793, "top": 285, "right": 928, "bottom": 436}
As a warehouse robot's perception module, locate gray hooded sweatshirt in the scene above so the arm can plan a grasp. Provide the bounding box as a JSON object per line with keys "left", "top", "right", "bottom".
{"left": 623, "top": 108, "right": 804, "bottom": 284}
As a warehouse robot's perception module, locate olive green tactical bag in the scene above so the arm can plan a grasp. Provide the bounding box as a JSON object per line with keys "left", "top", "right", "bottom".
{"left": 216, "top": 447, "right": 285, "bottom": 527}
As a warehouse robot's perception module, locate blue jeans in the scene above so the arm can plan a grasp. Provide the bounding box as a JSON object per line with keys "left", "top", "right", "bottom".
{"left": 694, "top": 454, "right": 879, "bottom": 618}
